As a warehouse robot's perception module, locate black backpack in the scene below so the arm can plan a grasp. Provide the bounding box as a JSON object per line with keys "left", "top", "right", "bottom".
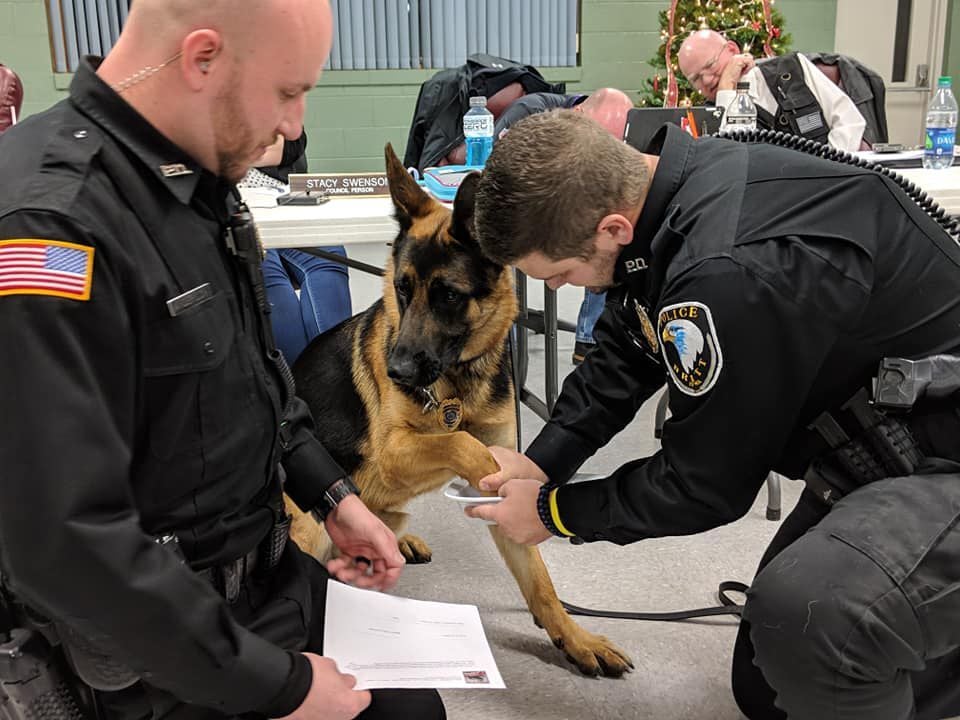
{"left": 403, "top": 53, "right": 565, "bottom": 172}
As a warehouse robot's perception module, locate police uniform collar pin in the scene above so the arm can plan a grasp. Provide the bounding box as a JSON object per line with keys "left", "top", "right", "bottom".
{"left": 159, "top": 163, "right": 194, "bottom": 178}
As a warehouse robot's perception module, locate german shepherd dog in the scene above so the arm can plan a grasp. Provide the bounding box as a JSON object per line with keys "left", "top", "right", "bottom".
{"left": 287, "top": 144, "right": 631, "bottom": 677}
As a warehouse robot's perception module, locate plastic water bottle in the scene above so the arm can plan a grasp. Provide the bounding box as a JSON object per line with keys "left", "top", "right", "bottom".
{"left": 923, "top": 76, "right": 957, "bottom": 170}
{"left": 463, "top": 96, "right": 494, "bottom": 167}
{"left": 724, "top": 81, "right": 757, "bottom": 133}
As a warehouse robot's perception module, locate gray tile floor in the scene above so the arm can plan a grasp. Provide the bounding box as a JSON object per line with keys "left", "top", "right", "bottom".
{"left": 342, "top": 249, "right": 804, "bottom": 719}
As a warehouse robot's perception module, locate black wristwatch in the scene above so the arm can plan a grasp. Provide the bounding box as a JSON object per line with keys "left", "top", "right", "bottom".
{"left": 311, "top": 476, "right": 361, "bottom": 522}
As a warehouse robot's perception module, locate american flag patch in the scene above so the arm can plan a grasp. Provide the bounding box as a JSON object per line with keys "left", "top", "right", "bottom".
{"left": 0, "top": 239, "right": 95, "bottom": 301}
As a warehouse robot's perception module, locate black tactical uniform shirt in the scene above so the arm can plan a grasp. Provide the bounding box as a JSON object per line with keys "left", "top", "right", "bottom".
{"left": 0, "top": 60, "right": 345, "bottom": 714}
{"left": 527, "top": 125, "right": 960, "bottom": 544}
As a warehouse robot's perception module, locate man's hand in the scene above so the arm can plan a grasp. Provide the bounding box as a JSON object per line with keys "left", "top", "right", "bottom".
{"left": 324, "top": 495, "right": 405, "bottom": 591}
{"left": 478, "top": 446, "right": 548, "bottom": 493}
{"left": 274, "top": 653, "right": 370, "bottom": 720}
{"left": 464, "top": 478, "right": 552, "bottom": 545}
{"left": 717, "top": 52, "right": 755, "bottom": 93}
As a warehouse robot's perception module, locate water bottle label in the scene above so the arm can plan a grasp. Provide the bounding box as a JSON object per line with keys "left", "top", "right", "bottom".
{"left": 925, "top": 126, "right": 956, "bottom": 156}
{"left": 463, "top": 116, "right": 494, "bottom": 134}
{"left": 726, "top": 116, "right": 754, "bottom": 125}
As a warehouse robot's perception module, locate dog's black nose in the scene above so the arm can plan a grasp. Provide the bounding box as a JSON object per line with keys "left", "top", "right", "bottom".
{"left": 387, "top": 354, "right": 419, "bottom": 385}
{"left": 387, "top": 348, "right": 441, "bottom": 387}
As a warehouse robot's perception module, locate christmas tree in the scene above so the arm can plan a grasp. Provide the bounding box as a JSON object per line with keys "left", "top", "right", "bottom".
{"left": 638, "top": 0, "right": 792, "bottom": 108}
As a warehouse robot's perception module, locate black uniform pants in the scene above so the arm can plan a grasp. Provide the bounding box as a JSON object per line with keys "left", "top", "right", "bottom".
{"left": 95, "top": 544, "right": 445, "bottom": 720}
{"left": 732, "top": 475, "right": 960, "bottom": 720}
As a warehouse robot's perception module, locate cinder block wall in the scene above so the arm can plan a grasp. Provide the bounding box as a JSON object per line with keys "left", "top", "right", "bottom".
{"left": 6, "top": 0, "right": 841, "bottom": 171}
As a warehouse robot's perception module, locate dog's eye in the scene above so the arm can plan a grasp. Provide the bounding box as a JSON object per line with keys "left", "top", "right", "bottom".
{"left": 395, "top": 278, "right": 411, "bottom": 301}
{"left": 443, "top": 288, "right": 462, "bottom": 304}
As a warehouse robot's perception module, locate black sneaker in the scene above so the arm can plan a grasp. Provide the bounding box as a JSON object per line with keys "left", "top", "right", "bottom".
{"left": 572, "top": 341, "right": 595, "bottom": 365}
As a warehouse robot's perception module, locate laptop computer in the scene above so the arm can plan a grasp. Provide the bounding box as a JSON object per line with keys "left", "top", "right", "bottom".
{"left": 623, "top": 106, "right": 725, "bottom": 150}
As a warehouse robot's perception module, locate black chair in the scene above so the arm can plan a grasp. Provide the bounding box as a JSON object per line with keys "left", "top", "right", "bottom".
{"left": 0, "top": 64, "right": 23, "bottom": 134}
{"left": 806, "top": 52, "right": 889, "bottom": 149}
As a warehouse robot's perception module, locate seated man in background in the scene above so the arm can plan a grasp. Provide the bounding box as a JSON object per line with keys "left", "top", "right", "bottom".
{"left": 252, "top": 131, "right": 352, "bottom": 363}
{"left": 678, "top": 29, "right": 867, "bottom": 151}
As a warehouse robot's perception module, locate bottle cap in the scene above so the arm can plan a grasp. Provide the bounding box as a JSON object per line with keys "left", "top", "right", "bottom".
{"left": 938, "top": 76, "right": 952, "bottom": 86}
{"left": 735, "top": 81, "right": 750, "bottom": 90}
{"left": 469, "top": 96, "right": 488, "bottom": 108}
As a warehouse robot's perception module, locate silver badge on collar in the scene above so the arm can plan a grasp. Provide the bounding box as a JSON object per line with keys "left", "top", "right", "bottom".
{"left": 159, "top": 163, "right": 193, "bottom": 178}
{"left": 657, "top": 301, "right": 723, "bottom": 396}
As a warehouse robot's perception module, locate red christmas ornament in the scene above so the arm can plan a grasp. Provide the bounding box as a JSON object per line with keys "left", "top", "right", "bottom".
{"left": 772, "top": 27, "right": 781, "bottom": 39}
{"left": 752, "top": 21, "right": 760, "bottom": 30}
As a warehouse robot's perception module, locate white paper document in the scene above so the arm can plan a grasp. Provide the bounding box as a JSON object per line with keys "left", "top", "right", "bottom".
{"left": 323, "top": 580, "right": 506, "bottom": 690}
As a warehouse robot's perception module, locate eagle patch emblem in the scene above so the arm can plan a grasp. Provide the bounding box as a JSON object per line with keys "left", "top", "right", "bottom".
{"left": 658, "top": 301, "right": 722, "bottom": 396}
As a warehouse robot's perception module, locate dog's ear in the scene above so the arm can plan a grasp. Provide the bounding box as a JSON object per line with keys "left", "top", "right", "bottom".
{"left": 384, "top": 143, "right": 436, "bottom": 226}
{"left": 450, "top": 171, "right": 482, "bottom": 247}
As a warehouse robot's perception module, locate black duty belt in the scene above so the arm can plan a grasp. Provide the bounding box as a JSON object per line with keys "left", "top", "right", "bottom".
{"left": 802, "top": 354, "right": 960, "bottom": 506}
{"left": 196, "top": 546, "right": 261, "bottom": 605}
{"left": 196, "top": 512, "right": 291, "bottom": 604}
{"left": 804, "top": 387, "right": 926, "bottom": 506}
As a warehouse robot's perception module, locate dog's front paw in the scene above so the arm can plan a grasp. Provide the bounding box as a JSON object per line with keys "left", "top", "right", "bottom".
{"left": 460, "top": 453, "right": 501, "bottom": 489}
{"left": 398, "top": 533, "right": 433, "bottom": 563}
{"left": 552, "top": 628, "right": 634, "bottom": 678}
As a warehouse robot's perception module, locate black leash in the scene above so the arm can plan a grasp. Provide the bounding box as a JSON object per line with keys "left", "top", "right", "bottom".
{"left": 299, "top": 246, "right": 386, "bottom": 276}
{"left": 560, "top": 580, "right": 748, "bottom": 621}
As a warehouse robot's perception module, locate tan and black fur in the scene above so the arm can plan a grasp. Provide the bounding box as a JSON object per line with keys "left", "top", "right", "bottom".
{"left": 287, "top": 144, "right": 631, "bottom": 677}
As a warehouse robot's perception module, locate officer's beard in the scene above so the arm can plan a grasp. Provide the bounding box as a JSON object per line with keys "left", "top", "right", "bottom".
{"left": 585, "top": 245, "right": 619, "bottom": 293}
{"left": 212, "top": 74, "right": 261, "bottom": 183}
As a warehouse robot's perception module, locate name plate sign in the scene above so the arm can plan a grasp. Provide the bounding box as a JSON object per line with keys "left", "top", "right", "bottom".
{"left": 289, "top": 172, "right": 390, "bottom": 198}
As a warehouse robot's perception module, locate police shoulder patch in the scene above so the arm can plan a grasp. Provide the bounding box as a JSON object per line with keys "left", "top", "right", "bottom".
{"left": 657, "top": 301, "right": 722, "bottom": 396}
{"left": 0, "top": 239, "right": 95, "bottom": 301}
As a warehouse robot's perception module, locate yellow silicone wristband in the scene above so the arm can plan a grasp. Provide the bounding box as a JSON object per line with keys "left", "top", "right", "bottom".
{"left": 548, "top": 487, "right": 575, "bottom": 537}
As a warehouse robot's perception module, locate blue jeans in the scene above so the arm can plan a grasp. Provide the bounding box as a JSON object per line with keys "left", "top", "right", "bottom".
{"left": 262, "top": 247, "right": 352, "bottom": 364}
{"left": 575, "top": 289, "right": 606, "bottom": 344}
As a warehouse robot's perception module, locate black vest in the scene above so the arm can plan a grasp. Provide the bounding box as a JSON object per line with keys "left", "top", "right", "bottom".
{"left": 756, "top": 54, "right": 830, "bottom": 144}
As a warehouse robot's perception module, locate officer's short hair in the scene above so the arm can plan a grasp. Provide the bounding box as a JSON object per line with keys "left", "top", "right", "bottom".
{"left": 474, "top": 109, "right": 648, "bottom": 266}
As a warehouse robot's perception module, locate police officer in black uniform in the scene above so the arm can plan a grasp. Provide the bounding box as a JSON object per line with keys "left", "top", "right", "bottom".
{"left": 0, "top": 1, "right": 444, "bottom": 719}
{"left": 464, "top": 109, "right": 960, "bottom": 719}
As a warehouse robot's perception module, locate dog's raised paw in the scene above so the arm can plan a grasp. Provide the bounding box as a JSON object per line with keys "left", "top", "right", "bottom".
{"left": 398, "top": 534, "right": 433, "bottom": 564}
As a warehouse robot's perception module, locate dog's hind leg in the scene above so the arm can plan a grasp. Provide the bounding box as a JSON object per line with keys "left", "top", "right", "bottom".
{"left": 488, "top": 525, "right": 634, "bottom": 678}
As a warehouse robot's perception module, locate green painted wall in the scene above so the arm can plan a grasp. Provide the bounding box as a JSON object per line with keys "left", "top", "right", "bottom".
{"left": 946, "top": 0, "right": 960, "bottom": 80}
{"left": 5, "top": 0, "right": 837, "bottom": 171}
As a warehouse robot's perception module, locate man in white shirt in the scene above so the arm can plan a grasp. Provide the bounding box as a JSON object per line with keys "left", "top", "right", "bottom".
{"left": 678, "top": 29, "right": 867, "bottom": 152}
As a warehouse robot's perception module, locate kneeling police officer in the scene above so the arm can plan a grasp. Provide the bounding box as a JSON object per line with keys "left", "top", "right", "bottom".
{"left": 465, "top": 109, "right": 960, "bottom": 720}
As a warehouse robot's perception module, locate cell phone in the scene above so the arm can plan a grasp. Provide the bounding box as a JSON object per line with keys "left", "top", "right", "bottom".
{"left": 277, "top": 192, "right": 330, "bottom": 206}
{"left": 871, "top": 143, "right": 907, "bottom": 153}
